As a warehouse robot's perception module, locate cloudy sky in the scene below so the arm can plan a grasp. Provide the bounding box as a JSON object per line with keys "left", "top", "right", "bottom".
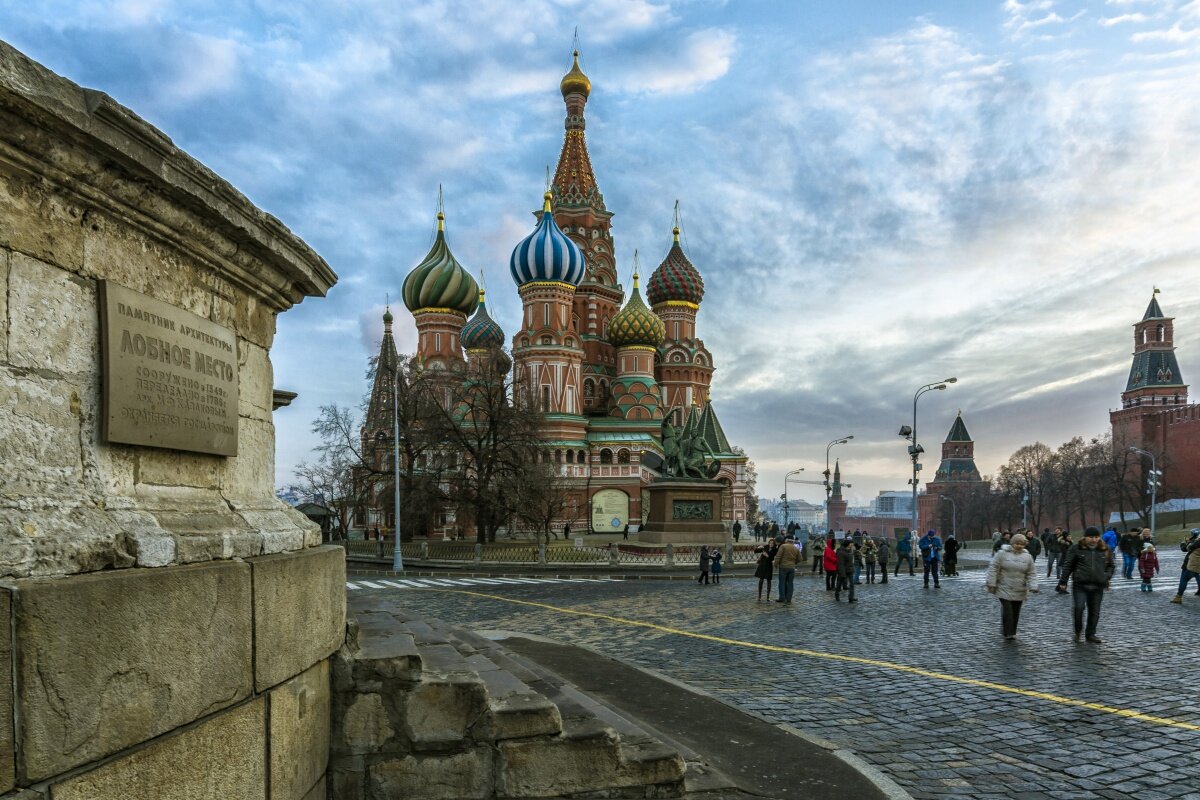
{"left": 4, "top": 0, "right": 1198, "bottom": 507}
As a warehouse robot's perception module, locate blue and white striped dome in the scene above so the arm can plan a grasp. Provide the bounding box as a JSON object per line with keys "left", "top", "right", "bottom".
{"left": 509, "top": 192, "right": 587, "bottom": 287}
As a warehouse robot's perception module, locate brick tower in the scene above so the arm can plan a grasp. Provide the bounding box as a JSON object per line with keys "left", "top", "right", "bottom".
{"left": 826, "top": 460, "right": 848, "bottom": 531}
{"left": 918, "top": 413, "right": 983, "bottom": 533}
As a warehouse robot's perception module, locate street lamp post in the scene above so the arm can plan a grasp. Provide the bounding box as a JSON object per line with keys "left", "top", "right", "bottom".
{"left": 1129, "top": 446, "right": 1161, "bottom": 539}
{"left": 823, "top": 436, "right": 854, "bottom": 501}
{"left": 903, "top": 378, "right": 957, "bottom": 540}
{"left": 939, "top": 495, "right": 957, "bottom": 538}
{"left": 1021, "top": 493, "right": 1029, "bottom": 530}
{"left": 391, "top": 364, "right": 405, "bottom": 572}
{"left": 783, "top": 467, "right": 805, "bottom": 529}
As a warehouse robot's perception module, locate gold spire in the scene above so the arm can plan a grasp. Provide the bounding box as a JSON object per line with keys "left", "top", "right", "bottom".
{"left": 672, "top": 200, "right": 681, "bottom": 243}
{"left": 436, "top": 184, "right": 445, "bottom": 231}
{"left": 543, "top": 190, "right": 553, "bottom": 213}
{"left": 560, "top": 49, "right": 591, "bottom": 99}
{"left": 632, "top": 250, "right": 640, "bottom": 289}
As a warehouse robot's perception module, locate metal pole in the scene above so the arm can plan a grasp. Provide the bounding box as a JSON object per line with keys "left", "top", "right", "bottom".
{"left": 910, "top": 379, "right": 955, "bottom": 544}
{"left": 940, "top": 495, "right": 957, "bottom": 538}
{"left": 391, "top": 366, "right": 404, "bottom": 572}
{"left": 1130, "top": 446, "right": 1158, "bottom": 539}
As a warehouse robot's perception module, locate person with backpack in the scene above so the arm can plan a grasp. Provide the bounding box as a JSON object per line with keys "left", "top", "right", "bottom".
{"left": 943, "top": 533, "right": 960, "bottom": 577}
{"left": 919, "top": 530, "right": 943, "bottom": 589}
{"left": 834, "top": 538, "right": 857, "bottom": 602}
{"left": 894, "top": 534, "right": 914, "bottom": 576}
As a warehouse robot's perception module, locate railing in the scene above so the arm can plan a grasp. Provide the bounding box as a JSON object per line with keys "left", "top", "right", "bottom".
{"left": 339, "top": 540, "right": 762, "bottom": 569}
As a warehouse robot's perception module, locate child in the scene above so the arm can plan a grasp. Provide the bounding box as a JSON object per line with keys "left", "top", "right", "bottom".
{"left": 710, "top": 546, "right": 723, "bottom": 585}
{"left": 1138, "top": 542, "right": 1159, "bottom": 592}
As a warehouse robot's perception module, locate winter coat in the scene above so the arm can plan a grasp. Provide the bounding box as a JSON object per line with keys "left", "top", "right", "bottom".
{"left": 699, "top": 549, "right": 711, "bottom": 570}
{"left": 1137, "top": 550, "right": 1158, "bottom": 579}
{"left": 1102, "top": 530, "right": 1119, "bottom": 552}
{"left": 877, "top": 541, "right": 891, "bottom": 563}
{"left": 919, "top": 535, "right": 943, "bottom": 563}
{"left": 754, "top": 549, "right": 773, "bottom": 580}
{"left": 985, "top": 547, "right": 1038, "bottom": 601}
{"left": 774, "top": 541, "right": 802, "bottom": 569}
{"left": 836, "top": 546, "right": 854, "bottom": 577}
{"left": 896, "top": 538, "right": 912, "bottom": 557}
{"left": 1119, "top": 532, "right": 1141, "bottom": 557}
{"left": 1045, "top": 534, "right": 1063, "bottom": 555}
{"left": 944, "top": 538, "right": 960, "bottom": 562}
{"left": 711, "top": 550, "right": 723, "bottom": 575}
{"left": 1025, "top": 536, "right": 1042, "bottom": 558}
{"left": 1059, "top": 543, "right": 1115, "bottom": 588}
{"left": 863, "top": 540, "right": 878, "bottom": 564}
{"left": 812, "top": 539, "right": 826, "bottom": 558}
{"left": 822, "top": 542, "right": 839, "bottom": 572}
{"left": 1185, "top": 540, "right": 1200, "bottom": 573}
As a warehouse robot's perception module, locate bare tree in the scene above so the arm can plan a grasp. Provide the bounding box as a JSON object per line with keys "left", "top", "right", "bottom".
{"left": 998, "top": 443, "right": 1056, "bottom": 531}
{"left": 511, "top": 466, "right": 572, "bottom": 546}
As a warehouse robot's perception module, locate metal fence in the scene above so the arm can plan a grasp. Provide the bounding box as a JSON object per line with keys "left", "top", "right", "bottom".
{"left": 340, "top": 539, "right": 763, "bottom": 569}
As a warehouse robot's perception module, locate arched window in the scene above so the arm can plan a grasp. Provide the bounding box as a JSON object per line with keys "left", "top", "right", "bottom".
{"left": 599, "top": 380, "right": 609, "bottom": 398}
{"left": 1141, "top": 329, "right": 1148, "bottom": 345}
{"left": 602, "top": 316, "right": 610, "bottom": 336}
{"left": 555, "top": 450, "right": 562, "bottom": 463}
{"left": 566, "top": 450, "right": 574, "bottom": 464}
{"left": 584, "top": 379, "right": 595, "bottom": 399}
{"left": 617, "top": 449, "right": 631, "bottom": 464}
{"left": 600, "top": 449, "right": 613, "bottom": 464}
{"left": 1157, "top": 324, "right": 1165, "bottom": 342}
{"left": 578, "top": 449, "right": 587, "bottom": 463}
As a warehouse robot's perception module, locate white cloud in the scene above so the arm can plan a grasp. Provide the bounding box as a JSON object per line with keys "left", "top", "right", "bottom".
{"left": 1100, "top": 12, "right": 1149, "bottom": 24}
{"left": 609, "top": 27, "right": 735, "bottom": 94}
{"left": 1132, "top": 22, "right": 1200, "bottom": 41}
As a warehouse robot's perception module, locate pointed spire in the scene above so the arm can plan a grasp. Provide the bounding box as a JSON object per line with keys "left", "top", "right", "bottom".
{"left": 632, "top": 249, "right": 640, "bottom": 289}
{"left": 1143, "top": 288, "right": 1165, "bottom": 320}
{"left": 436, "top": 184, "right": 445, "bottom": 232}
{"left": 672, "top": 200, "right": 681, "bottom": 244}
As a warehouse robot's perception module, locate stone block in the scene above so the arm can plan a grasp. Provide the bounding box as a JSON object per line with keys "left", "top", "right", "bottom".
{"left": 301, "top": 776, "right": 325, "bottom": 800}
{"left": 0, "top": 368, "right": 83, "bottom": 500}
{"left": 251, "top": 546, "right": 345, "bottom": 691}
{"left": 238, "top": 340, "right": 274, "bottom": 422}
{"left": 269, "top": 659, "right": 330, "bottom": 800}
{"left": 338, "top": 692, "right": 394, "bottom": 756}
{"left": 13, "top": 560, "right": 252, "bottom": 781}
{"left": 0, "top": 506, "right": 133, "bottom": 580}
{"left": 50, "top": 697, "right": 266, "bottom": 800}
{"left": 0, "top": 156, "right": 85, "bottom": 274}
{"left": 1, "top": 587, "right": 12, "bottom": 795}
{"left": 401, "top": 678, "right": 488, "bottom": 750}
{"left": 222, "top": 416, "right": 276, "bottom": 500}
{"left": 498, "top": 735, "right": 685, "bottom": 797}
{"left": 135, "top": 447, "right": 222, "bottom": 490}
{"left": 0, "top": 248, "right": 8, "bottom": 362}
{"left": 369, "top": 749, "right": 493, "bottom": 800}
{"left": 212, "top": 291, "right": 276, "bottom": 350}
{"left": 7, "top": 253, "right": 96, "bottom": 381}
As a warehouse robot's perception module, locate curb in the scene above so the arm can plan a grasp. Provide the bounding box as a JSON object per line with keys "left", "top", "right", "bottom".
{"left": 480, "top": 629, "right": 916, "bottom": 800}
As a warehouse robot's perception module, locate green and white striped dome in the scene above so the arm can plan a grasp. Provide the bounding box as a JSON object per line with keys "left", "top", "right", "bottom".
{"left": 403, "top": 211, "right": 479, "bottom": 315}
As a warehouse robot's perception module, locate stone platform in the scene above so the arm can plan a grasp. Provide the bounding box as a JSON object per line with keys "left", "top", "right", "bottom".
{"left": 637, "top": 480, "right": 729, "bottom": 545}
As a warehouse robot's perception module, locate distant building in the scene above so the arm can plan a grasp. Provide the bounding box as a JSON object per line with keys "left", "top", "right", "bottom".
{"left": 1110, "top": 290, "right": 1200, "bottom": 502}
{"left": 917, "top": 412, "right": 985, "bottom": 533}
{"left": 873, "top": 491, "right": 913, "bottom": 517}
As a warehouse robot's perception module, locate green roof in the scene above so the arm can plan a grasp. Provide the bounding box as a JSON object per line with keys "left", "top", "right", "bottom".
{"left": 945, "top": 413, "right": 971, "bottom": 442}
{"left": 1143, "top": 294, "right": 1165, "bottom": 320}
{"left": 698, "top": 403, "right": 734, "bottom": 455}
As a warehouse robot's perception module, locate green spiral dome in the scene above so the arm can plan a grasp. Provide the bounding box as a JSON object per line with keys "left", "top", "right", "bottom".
{"left": 402, "top": 212, "right": 479, "bottom": 315}
{"left": 608, "top": 275, "right": 665, "bottom": 348}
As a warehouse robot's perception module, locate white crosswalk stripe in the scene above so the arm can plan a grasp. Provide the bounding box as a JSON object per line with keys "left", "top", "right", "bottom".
{"left": 346, "top": 576, "right": 625, "bottom": 591}
{"left": 943, "top": 572, "right": 1153, "bottom": 591}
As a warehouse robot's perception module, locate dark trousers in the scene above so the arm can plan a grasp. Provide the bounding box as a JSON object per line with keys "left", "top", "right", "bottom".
{"left": 812, "top": 556, "right": 823, "bottom": 574}
{"left": 923, "top": 559, "right": 940, "bottom": 587}
{"left": 1045, "top": 551, "right": 1060, "bottom": 578}
{"left": 894, "top": 555, "right": 914, "bottom": 575}
{"left": 1122, "top": 553, "right": 1136, "bottom": 579}
{"left": 778, "top": 567, "right": 796, "bottom": 602}
{"left": 879, "top": 561, "right": 889, "bottom": 583}
{"left": 865, "top": 563, "right": 876, "bottom": 583}
{"left": 698, "top": 569, "right": 709, "bottom": 585}
{"left": 1178, "top": 569, "right": 1200, "bottom": 596}
{"left": 825, "top": 571, "right": 837, "bottom": 591}
{"left": 834, "top": 573, "right": 855, "bottom": 600}
{"left": 1072, "top": 584, "right": 1104, "bottom": 637}
{"left": 999, "top": 598, "right": 1023, "bottom": 637}
{"left": 943, "top": 558, "right": 957, "bottom": 576}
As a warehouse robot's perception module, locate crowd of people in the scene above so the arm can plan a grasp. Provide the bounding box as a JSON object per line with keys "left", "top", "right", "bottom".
{"left": 733, "top": 522, "right": 1200, "bottom": 644}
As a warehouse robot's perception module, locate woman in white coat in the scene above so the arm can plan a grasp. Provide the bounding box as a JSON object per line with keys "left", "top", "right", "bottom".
{"left": 985, "top": 533, "right": 1039, "bottom": 640}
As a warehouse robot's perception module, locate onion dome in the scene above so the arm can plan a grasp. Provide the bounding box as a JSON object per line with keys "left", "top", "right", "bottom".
{"left": 510, "top": 192, "right": 587, "bottom": 287}
{"left": 647, "top": 226, "right": 705, "bottom": 306}
{"left": 560, "top": 49, "right": 591, "bottom": 99}
{"left": 382, "top": 307, "right": 393, "bottom": 324}
{"left": 461, "top": 289, "right": 505, "bottom": 349}
{"left": 608, "top": 261, "right": 665, "bottom": 348}
{"left": 402, "top": 211, "right": 479, "bottom": 315}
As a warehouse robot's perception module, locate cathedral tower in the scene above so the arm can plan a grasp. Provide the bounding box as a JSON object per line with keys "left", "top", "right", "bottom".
{"left": 648, "top": 221, "right": 712, "bottom": 424}
{"left": 401, "top": 209, "right": 478, "bottom": 369}
{"left": 550, "top": 50, "right": 624, "bottom": 414}
{"left": 606, "top": 258, "right": 666, "bottom": 422}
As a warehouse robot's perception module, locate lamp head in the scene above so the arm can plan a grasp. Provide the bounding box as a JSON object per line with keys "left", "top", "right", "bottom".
{"left": 898, "top": 425, "right": 913, "bottom": 438}
{"left": 935, "top": 384, "right": 947, "bottom": 391}
{"left": 945, "top": 377, "right": 958, "bottom": 384}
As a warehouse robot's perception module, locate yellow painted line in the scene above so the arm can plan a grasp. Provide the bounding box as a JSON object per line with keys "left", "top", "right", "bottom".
{"left": 440, "top": 589, "right": 1200, "bottom": 732}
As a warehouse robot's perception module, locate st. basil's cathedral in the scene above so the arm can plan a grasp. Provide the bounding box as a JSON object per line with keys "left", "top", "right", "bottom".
{"left": 359, "top": 51, "right": 749, "bottom": 537}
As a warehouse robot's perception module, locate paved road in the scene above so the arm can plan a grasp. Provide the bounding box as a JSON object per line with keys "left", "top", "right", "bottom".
{"left": 351, "top": 549, "right": 1200, "bottom": 800}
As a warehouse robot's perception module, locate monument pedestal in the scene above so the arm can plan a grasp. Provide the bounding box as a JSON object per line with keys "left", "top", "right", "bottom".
{"left": 637, "top": 480, "right": 729, "bottom": 545}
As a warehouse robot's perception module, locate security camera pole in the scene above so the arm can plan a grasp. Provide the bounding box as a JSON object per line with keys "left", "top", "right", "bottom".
{"left": 1129, "top": 446, "right": 1161, "bottom": 540}
{"left": 905, "top": 378, "right": 957, "bottom": 543}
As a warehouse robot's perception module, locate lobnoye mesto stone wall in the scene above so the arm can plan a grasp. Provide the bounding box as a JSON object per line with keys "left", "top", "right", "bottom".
{"left": 0, "top": 39, "right": 343, "bottom": 798}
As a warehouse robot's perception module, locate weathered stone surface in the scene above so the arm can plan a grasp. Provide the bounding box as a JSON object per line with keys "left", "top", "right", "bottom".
{"left": 238, "top": 340, "right": 274, "bottom": 423}
{"left": 50, "top": 697, "right": 266, "bottom": 800}
{"left": 339, "top": 692, "right": 394, "bottom": 755}
{"left": 0, "top": 156, "right": 85, "bottom": 274}
{"left": 269, "top": 659, "right": 330, "bottom": 800}
{"left": 327, "top": 757, "right": 365, "bottom": 800}
{"left": 0, "top": 506, "right": 134, "bottom": 580}
{"left": 1, "top": 587, "right": 13, "bottom": 795}
{"left": 251, "top": 546, "right": 345, "bottom": 691}
{"left": 402, "top": 678, "right": 488, "bottom": 749}
{"left": 136, "top": 448, "right": 222, "bottom": 490}
{"left": 369, "top": 750, "right": 493, "bottom": 800}
{"left": 222, "top": 416, "right": 277, "bottom": 500}
{"left": 13, "top": 560, "right": 252, "bottom": 781}
{"left": 0, "top": 368, "right": 83, "bottom": 499}
{"left": 300, "top": 775, "right": 325, "bottom": 800}
{"left": 0, "top": 248, "right": 8, "bottom": 361}
{"left": 7, "top": 253, "right": 96, "bottom": 381}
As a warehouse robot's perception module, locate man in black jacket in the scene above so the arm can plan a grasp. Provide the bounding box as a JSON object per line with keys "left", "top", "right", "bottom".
{"left": 1118, "top": 528, "right": 1142, "bottom": 579}
{"left": 1057, "top": 526, "right": 1115, "bottom": 643}
{"left": 834, "top": 539, "right": 856, "bottom": 602}
{"left": 1025, "top": 529, "right": 1042, "bottom": 562}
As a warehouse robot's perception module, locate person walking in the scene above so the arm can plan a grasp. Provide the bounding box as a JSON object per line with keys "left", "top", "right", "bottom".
{"left": 877, "top": 538, "right": 890, "bottom": 584}
{"left": 992, "top": 531, "right": 1011, "bottom": 554}
{"left": 1137, "top": 542, "right": 1158, "bottom": 592}
{"left": 773, "top": 535, "right": 802, "bottom": 604}
{"left": 754, "top": 543, "right": 774, "bottom": 602}
{"left": 1045, "top": 526, "right": 1064, "bottom": 578}
{"left": 1057, "top": 526, "right": 1115, "bottom": 643}
{"left": 943, "top": 533, "right": 960, "bottom": 577}
{"left": 985, "top": 532, "right": 1039, "bottom": 639}
{"left": 1102, "top": 526, "right": 1118, "bottom": 553}
{"left": 733, "top": 519, "right": 742, "bottom": 543}
{"left": 811, "top": 536, "right": 826, "bottom": 575}
{"left": 698, "top": 546, "right": 711, "bottom": 585}
{"left": 1118, "top": 528, "right": 1141, "bottom": 579}
{"left": 562, "top": 521, "right": 571, "bottom": 541}
{"left": 1025, "top": 529, "right": 1041, "bottom": 564}
{"left": 894, "top": 534, "right": 914, "bottom": 576}
{"left": 1171, "top": 529, "right": 1200, "bottom": 603}
{"left": 1053, "top": 528, "right": 1074, "bottom": 579}
{"left": 852, "top": 541, "right": 864, "bottom": 585}
{"left": 834, "top": 538, "right": 856, "bottom": 602}
{"left": 823, "top": 537, "right": 839, "bottom": 591}
{"left": 863, "top": 537, "right": 878, "bottom": 584}
{"left": 919, "top": 530, "right": 943, "bottom": 589}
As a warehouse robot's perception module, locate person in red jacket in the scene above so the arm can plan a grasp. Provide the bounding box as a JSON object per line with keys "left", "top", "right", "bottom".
{"left": 1138, "top": 542, "right": 1160, "bottom": 592}
{"left": 822, "top": 536, "right": 839, "bottom": 592}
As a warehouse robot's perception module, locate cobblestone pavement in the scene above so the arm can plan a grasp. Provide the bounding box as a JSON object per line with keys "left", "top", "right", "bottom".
{"left": 354, "top": 549, "right": 1200, "bottom": 800}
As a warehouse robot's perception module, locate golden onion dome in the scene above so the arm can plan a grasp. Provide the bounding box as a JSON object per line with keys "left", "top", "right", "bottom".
{"left": 560, "top": 50, "right": 591, "bottom": 99}
{"left": 608, "top": 264, "right": 665, "bottom": 348}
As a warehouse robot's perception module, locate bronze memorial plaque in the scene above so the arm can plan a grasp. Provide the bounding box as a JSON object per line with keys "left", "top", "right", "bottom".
{"left": 99, "top": 281, "right": 239, "bottom": 456}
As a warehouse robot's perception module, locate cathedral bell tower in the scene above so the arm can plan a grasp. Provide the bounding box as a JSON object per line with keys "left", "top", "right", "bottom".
{"left": 401, "top": 208, "right": 478, "bottom": 369}
{"left": 648, "top": 219, "right": 712, "bottom": 424}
